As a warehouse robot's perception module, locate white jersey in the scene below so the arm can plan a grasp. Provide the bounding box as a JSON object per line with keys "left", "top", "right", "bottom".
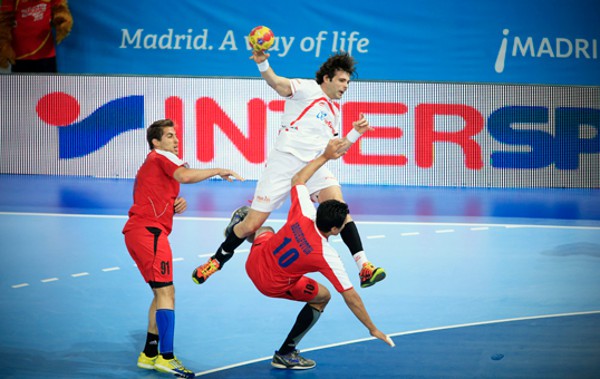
{"left": 275, "top": 79, "right": 341, "bottom": 162}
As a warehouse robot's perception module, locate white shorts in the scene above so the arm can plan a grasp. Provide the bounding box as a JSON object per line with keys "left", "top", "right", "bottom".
{"left": 251, "top": 149, "right": 340, "bottom": 213}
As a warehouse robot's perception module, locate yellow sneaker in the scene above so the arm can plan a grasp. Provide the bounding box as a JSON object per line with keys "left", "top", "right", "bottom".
{"left": 192, "top": 257, "right": 220, "bottom": 284}
{"left": 154, "top": 355, "right": 194, "bottom": 378}
{"left": 136, "top": 352, "right": 156, "bottom": 370}
{"left": 359, "top": 262, "right": 386, "bottom": 288}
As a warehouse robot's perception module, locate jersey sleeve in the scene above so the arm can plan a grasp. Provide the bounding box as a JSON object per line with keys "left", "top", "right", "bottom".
{"left": 289, "top": 185, "right": 317, "bottom": 223}
{"left": 288, "top": 79, "right": 311, "bottom": 100}
{"left": 320, "top": 243, "right": 353, "bottom": 292}
{"left": 154, "top": 149, "right": 187, "bottom": 177}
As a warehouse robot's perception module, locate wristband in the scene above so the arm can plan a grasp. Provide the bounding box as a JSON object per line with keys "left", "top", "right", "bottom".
{"left": 257, "top": 60, "right": 270, "bottom": 72}
{"left": 346, "top": 128, "right": 361, "bottom": 143}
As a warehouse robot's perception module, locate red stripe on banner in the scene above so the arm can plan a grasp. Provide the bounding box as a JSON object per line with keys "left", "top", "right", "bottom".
{"left": 165, "top": 96, "right": 184, "bottom": 160}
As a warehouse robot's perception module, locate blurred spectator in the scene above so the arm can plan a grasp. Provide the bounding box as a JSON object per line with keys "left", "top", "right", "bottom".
{"left": 0, "top": 0, "right": 73, "bottom": 73}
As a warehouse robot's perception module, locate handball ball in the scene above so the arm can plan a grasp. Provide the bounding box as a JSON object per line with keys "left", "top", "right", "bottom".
{"left": 248, "top": 26, "right": 275, "bottom": 51}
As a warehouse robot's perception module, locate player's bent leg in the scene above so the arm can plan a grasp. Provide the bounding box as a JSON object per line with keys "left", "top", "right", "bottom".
{"left": 192, "top": 209, "right": 271, "bottom": 285}
{"left": 317, "top": 186, "right": 387, "bottom": 288}
{"left": 233, "top": 208, "right": 271, "bottom": 239}
{"left": 223, "top": 205, "right": 251, "bottom": 238}
{"left": 308, "top": 283, "right": 331, "bottom": 312}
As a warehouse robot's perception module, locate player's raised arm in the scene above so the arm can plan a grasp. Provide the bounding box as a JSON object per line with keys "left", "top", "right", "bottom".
{"left": 291, "top": 139, "right": 345, "bottom": 186}
{"left": 250, "top": 50, "right": 292, "bottom": 97}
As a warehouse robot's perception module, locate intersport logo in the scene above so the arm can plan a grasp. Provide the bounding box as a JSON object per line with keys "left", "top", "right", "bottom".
{"left": 35, "top": 92, "right": 144, "bottom": 159}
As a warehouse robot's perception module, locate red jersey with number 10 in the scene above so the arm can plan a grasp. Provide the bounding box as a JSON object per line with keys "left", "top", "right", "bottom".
{"left": 255, "top": 184, "right": 353, "bottom": 293}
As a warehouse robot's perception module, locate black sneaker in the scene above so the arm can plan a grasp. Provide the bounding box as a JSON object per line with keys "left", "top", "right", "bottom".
{"left": 271, "top": 350, "right": 316, "bottom": 370}
{"left": 223, "top": 206, "right": 250, "bottom": 238}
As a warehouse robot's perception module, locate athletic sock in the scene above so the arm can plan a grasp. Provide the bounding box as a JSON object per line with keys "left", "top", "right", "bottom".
{"left": 278, "top": 304, "right": 321, "bottom": 355}
{"left": 214, "top": 231, "right": 246, "bottom": 267}
{"left": 221, "top": 228, "right": 246, "bottom": 252}
{"left": 156, "top": 309, "right": 175, "bottom": 358}
{"left": 353, "top": 251, "right": 368, "bottom": 269}
{"left": 143, "top": 332, "right": 159, "bottom": 357}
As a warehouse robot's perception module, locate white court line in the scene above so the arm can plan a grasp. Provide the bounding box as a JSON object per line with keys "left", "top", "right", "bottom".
{"left": 102, "top": 267, "right": 120, "bottom": 272}
{"left": 193, "top": 310, "right": 600, "bottom": 377}
{"left": 435, "top": 229, "right": 455, "bottom": 233}
{"left": 71, "top": 272, "right": 89, "bottom": 278}
{"left": 197, "top": 249, "right": 250, "bottom": 259}
{"left": 173, "top": 257, "right": 184, "bottom": 262}
{"left": 5, "top": 213, "right": 599, "bottom": 289}
{"left": 366, "top": 235, "right": 386, "bottom": 239}
{"left": 11, "top": 283, "right": 29, "bottom": 289}
{"left": 1, "top": 212, "right": 598, "bottom": 230}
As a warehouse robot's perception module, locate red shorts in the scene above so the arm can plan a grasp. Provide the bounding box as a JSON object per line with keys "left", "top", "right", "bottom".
{"left": 246, "top": 232, "right": 319, "bottom": 302}
{"left": 124, "top": 226, "right": 173, "bottom": 285}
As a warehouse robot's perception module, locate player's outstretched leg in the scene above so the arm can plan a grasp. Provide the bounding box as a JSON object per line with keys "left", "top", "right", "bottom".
{"left": 192, "top": 205, "right": 250, "bottom": 285}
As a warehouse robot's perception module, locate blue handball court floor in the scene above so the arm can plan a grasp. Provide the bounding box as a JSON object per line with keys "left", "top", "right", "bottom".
{"left": 0, "top": 174, "right": 599, "bottom": 378}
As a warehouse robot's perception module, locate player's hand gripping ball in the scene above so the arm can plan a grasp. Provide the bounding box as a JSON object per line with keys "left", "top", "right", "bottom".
{"left": 248, "top": 26, "right": 275, "bottom": 51}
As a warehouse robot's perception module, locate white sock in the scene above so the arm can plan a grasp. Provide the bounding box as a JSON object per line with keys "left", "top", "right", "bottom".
{"left": 353, "top": 251, "right": 368, "bottom": 269}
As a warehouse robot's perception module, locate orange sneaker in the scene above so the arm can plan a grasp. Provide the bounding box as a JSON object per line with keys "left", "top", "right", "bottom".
{"left": 192, "top": 257, "right": 220, "bottom": 284}
{"left": 359, "top": 262, "right": 386, "bottom": 288}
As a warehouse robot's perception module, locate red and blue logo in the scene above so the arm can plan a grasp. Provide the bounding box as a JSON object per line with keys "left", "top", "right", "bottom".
{"left": 36, "top": 92, "right": 144, "bottom": 159}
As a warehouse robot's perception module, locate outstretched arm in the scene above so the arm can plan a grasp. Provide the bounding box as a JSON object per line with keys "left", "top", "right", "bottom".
{"left": 340, "top": 288, "right": 394, "bottom": 347}
{"left": 250, "top": 50, "right": 292, "bottom": 97}
{"left": 173, "top": 167, "right": 244, "bottom": 184}
{"left": 291, "top": 139, "right": 345, "bottom": 186}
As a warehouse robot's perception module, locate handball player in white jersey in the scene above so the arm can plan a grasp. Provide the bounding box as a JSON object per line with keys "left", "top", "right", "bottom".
{"left": 192, "top": 50, "right": 386, "bottom": 289}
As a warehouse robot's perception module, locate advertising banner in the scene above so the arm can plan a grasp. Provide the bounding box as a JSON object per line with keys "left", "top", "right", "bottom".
{"left": 44, "top": 0, "right": 600, "bottom": 85}
{"left": 1, "top": 75, "right": 598, "bottom": 187}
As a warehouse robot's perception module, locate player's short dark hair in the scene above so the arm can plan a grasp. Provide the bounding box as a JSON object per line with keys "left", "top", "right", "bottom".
{"left": 147, "top": 119, "right": 174, "bottom": 150}
{"left": 316, "top": 200, "right": 349, "bottom": 233}
{"left": 315, "top": 52, "right": 356, "bottom": 84}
